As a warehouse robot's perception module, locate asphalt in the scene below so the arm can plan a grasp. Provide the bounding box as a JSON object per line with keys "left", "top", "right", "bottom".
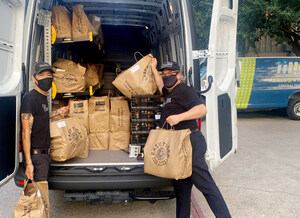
{"left": 193, "top": 110, "right": 300, "bottom": 218}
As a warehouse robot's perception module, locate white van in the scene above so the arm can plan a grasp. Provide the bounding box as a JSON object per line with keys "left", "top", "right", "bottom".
{"left": 0, "top": 0, "right": 238, "bottom": 203}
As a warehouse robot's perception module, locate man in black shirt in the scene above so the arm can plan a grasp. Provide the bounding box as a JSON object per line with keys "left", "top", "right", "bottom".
{"left": 20, "top": 62, "right": 68, "bottom": 181}
{"left": 151, "top": 59, "right": 231, "bottom": 218}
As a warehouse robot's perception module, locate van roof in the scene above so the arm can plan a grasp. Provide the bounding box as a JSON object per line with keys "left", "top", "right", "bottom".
{"left": 62, "top": 0, "right": 164, "bottom": 28}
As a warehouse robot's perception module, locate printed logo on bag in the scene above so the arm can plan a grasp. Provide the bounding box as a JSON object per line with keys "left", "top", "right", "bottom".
{"left": 74, "top": 103, "right": 84, "bottom": 108}
{"left": 73, "top": 102, "right": 85, "bottom": 114}
{"left": 42, "top": 197, "right": 50, "bottom": 216}
{"left": 151, "top": 142, "right": 170, "bottom": 166}
{"left": 118, "top": 107, "right": 124, "bottom": 127}
{"left": 95, "top": 101, "right": 105, "bottom": 111}
{"left": 123, "top": 81, "right": 138, "bottom": 95}
{"left": 23, "top": 203, "right": 32, "bottom": 216}
{"left": 62, "top": 74, "right": 78, "bottom": 87}
{"left": 68, "top": 127, "right": 83, "bottom": 147}
{"left": 143, "top": 64, "right": 154, "bottom": 83}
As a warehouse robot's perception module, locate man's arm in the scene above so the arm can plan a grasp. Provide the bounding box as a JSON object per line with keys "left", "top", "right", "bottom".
{"left": 21, "top": 113, "right": 34, "bottom": 180}
{"left": 166, "top": 104, "right": 207, "bottom": 126}
{"left": 50, "top": 106, "right": 69, "bottom": 119}
{"left": 151, "top": 58, "right": 164, "bottom": 94}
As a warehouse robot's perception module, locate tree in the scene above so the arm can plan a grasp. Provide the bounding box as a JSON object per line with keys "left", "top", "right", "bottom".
{"left": 191, "top": 0, "right": 213, "bottom": 50}
{"left": 238, "top": 0, "right": 300, "bottom": 56}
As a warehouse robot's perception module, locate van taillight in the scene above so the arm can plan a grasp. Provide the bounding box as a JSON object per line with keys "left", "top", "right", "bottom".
{"left": 17, "top": 180, "right": 24, "bottom": 185}
{"left": 19, "top": 141, "right": 22, "bottom": 152}
{"left": 197, "top": 118, "right": 201, "bottom": 130}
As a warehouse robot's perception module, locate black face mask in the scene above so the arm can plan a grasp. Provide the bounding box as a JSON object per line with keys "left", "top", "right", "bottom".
{"left": 35, "top": 76, "right": 53, "bottom": 91}
{"left": 163, "top": 74, "right": 178, "bottom": 88}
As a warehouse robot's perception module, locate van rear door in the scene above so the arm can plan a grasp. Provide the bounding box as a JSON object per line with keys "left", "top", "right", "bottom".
{"left": 185, "top": 0, "right": 238, "bottom": 170}
{"left": 0, "top": 0, "right": 26, "bottom": 187}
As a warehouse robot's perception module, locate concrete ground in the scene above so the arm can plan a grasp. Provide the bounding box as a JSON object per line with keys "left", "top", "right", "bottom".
{"left": 0, "top": 110, "right": 299, "bottom": 217}
{"left": 195, "top": 110, "right": 300, "bottom": 218}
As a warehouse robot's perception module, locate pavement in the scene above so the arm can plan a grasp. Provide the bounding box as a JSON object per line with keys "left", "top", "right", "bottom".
{"left": 1, "top": 110, "right": 299, "bottom": 217}
{"left": 193, "top": 110, "right": 300, "bottom": 218}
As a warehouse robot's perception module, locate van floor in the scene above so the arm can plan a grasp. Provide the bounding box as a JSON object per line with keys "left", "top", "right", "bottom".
{"left": 51, "top": 150, "right": 143, "bottom": 167}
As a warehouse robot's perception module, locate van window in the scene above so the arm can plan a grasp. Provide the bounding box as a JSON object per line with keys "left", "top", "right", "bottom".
{"left": 190, "top": 0, "right": 213, "bottom": 50}
{"left": 174, "top": 32, "right": 183, "bottom": 67}
{"left": 222, "top": 0, "right": 233, "bottom": 9}
{"left": 0, "top": 1, "right": 15, "bottom": 85}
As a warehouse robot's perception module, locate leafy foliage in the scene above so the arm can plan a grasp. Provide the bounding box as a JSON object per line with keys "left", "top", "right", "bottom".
{"left": 191, "top": 0, "right": 213, "bottom": 50}
{"left": 238, "top": 0, "right": 300, "bottom": 55}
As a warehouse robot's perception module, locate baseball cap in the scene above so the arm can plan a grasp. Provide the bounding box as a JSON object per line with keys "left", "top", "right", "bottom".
{"left": 158, "top": 61, "right": 180, "bottom": 71}
{"left": 34, "top": 62, "right": 55, "bottom": 75}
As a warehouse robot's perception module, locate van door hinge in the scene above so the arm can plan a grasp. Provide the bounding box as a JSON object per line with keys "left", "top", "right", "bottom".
{"left": 192, "top": 50, "right": 211, "bottom": 59}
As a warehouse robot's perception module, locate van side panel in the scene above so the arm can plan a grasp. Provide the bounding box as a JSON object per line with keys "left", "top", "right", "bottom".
{"left": 236, "top": 58, "right": 300, "bottom": 109}
{"left": 0, "top": 97, "right": 16, "bottom": 181}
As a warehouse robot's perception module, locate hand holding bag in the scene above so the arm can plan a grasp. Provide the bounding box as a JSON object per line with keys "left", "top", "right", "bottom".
{"left": 144, "top": 124, "right": 192, "bottom": 180}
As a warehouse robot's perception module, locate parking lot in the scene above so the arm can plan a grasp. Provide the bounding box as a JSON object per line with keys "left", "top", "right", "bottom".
{"left": 1, "top": 110, "right": 300, "bottom": 218}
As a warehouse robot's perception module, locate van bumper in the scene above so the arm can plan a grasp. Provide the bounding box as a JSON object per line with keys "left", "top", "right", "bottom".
{"left": 14, "top": 163, "right": 173, "bottom": 190}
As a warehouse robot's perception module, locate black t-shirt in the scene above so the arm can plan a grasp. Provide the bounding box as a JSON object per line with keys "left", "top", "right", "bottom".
{"left": 20, "top": 89, "right": 50, "bottom": 149}
{"left": 160, "top": 83, "right": 204, "bottom": 130}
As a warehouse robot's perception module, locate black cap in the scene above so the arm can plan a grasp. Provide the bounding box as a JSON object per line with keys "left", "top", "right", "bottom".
{"left": 158, "top": 61, "right": 180, "bottom": 71}
{"left": 34, "top": 62, "right": 55, "bottom": 75}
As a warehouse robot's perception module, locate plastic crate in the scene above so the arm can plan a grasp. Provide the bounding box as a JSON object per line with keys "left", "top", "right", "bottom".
{"left": 131, "top": 133, "right": 149, "bottom": 145}
{"left": 130, "top": 95, "right": 163, "bottom": 146}
{"left": 131, "top": 122, "right": 155, "bottom": 131}
{"left": 131, "top": 110, "right": 156, "bottom": 119}
{"left": 131, "top": 95, "right": 163, "bottom": 108}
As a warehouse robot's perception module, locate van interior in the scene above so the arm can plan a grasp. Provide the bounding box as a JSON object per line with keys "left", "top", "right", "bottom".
{"left": 25, "top": 0, "right": 185, "bottom": 176}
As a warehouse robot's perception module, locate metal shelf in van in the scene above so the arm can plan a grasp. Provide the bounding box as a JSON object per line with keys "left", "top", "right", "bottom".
{"left": 52, "top": 80, "right": 104, "bottom": 99}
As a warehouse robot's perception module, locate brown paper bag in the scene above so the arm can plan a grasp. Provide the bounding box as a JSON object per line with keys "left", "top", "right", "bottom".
{"left": 79, "top": 134, "right": 89, "bottom": 158}
{"left": 85, "top": 64, "right": 104, "bottom": 88}
{"left": 72, "top": 4, "right": 94, "bottom": 38}
{"left": 13, "top": 180, "right": 49, "bottom": 218}
{"left": 112, "top": 53, "right": 157, "bottom": 98}
{"left": 52, "top": 59, "right": 86, "bottom": 93}
{"left": 144, "top": 128, "right": 192, "bottom": 180}
{"left": 51, "top": 6, "right": 72, "bottom": 38}
{"left": 89, "top": 132, "right": 109, "bottom": 150}
{"left": 109, "top": 97, "right": 130, "bottom": 132}
{"left": 69, "top": 99, "right": 89, "bottom": 131}
{"left": 87, "top": 15, "right": 104, "bottom": 45}
{"left": 89, "top": 96, "right": 109, "bottom": 132}
{"left": 87, "top": 15, "right": 101, "bottom": 36}
{"left": 50, "top": 116, "right": 88, "bottom": 161}
{"left": 109, "top": 131, "right": 130, "bottom": 150}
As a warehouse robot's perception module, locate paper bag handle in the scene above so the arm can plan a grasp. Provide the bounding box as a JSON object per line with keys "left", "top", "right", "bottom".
{"left": 134, "top": 51, "right": 144, "bottom": 62}
{"left": 23, "top": 179, "right": 39, "bottom": 191}
{"left": 161, "top": 121, "right": 175, "bottom": 130}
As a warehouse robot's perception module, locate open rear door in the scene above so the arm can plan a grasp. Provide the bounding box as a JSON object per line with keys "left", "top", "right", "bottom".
{"left": 0, "top": 0, "right": 26, "bottom": 187}
{"left": 204, "top": 0, "right": 238, "bottom": 170}
{"left": 184, "top": 0, "right": 238, "bottom": 170}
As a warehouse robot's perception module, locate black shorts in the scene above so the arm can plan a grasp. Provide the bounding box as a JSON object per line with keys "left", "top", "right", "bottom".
{"left": 24, "top": 154, "right": 51, "bottom": 181}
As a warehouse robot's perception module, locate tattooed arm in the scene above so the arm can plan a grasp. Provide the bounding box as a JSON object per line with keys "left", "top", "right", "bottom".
{"left": 21, "top": 113, "right": 34, "bottom": 180}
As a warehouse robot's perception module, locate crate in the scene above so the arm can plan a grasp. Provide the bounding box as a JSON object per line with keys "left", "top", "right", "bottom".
{"left": 131, "top": 95, "right": 162, "bottom": 108}
{"left": 130, "top": 95, "right": 163, "bottom": 147}
{"left": 131, "top": 122, "right": 155, "bottom": 132}
{"left": 131, "top": 133, "right": 149, "bottom": 145}
{"left": 131, "top": 110, "right": 156, "bottom": 120}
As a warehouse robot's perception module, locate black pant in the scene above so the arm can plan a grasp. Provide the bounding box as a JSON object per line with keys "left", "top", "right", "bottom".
{"left": 23, "top": 154, "right": 51, "bottom": 181}
{"left": 173, "top": 131, "right": 231, "bottom": 218}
